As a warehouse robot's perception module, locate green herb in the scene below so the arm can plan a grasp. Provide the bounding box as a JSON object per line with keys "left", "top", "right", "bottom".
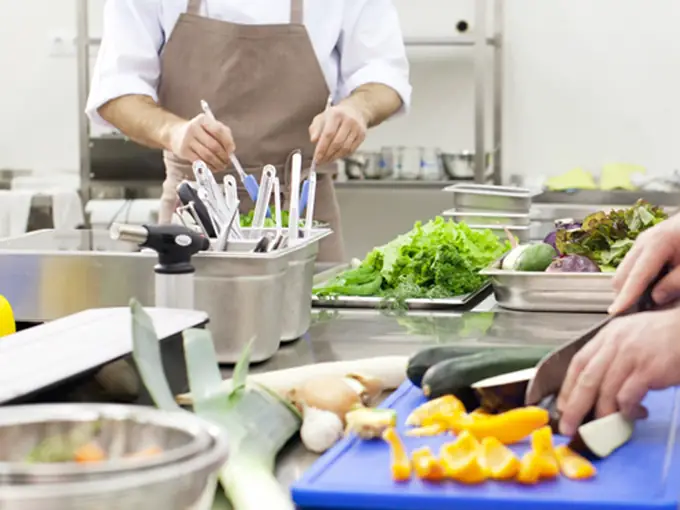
{"left": 555, "top": 200, "right": 667, "bottom": 269}
{"left": 239, "top": 210, "right": 326, "bottom": 229}
{"left": 314, "top": 217, "right": 509, "bottom": 306}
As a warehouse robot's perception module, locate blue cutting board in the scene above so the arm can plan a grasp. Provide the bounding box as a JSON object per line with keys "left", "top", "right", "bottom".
{"left": 292, "top": 382, "right": 680, "bottom": 510}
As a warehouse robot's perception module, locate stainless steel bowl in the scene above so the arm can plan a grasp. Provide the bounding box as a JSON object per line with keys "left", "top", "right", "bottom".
{"left": 0, "top": 404, "right": 215, "bottom": 483}
{"left": 0, "top": 422, "right": 228, "bottom": 510}
{"left": 440, "top": 151, "right": 492, "bottom": 180}
{"left": 344, "top": 152, "right": 392, "bottom": 180}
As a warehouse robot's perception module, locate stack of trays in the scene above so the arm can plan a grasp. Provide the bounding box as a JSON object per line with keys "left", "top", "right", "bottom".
{"left": 441, "top": 184, "right": 533, "bottom": 243}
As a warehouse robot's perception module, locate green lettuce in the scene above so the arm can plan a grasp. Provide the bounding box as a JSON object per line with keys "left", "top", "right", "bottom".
{"left": 555, "top": 199, "right": 667, "bottom": 269}
{"left": 315, "top": 217, "right": 509, "bottom": 305}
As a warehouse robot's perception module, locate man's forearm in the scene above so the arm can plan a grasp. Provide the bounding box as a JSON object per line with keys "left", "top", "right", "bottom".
{"left": 341, "top": 83, "right": 403, "bottom": 128}
{"left": 97, "top": 95, "right": 185, "bottom": 150}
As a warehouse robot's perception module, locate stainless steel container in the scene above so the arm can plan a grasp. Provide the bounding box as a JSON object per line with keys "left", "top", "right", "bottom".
{"left": 481, "top": 259, "right": 615, "bottom": 312}
{"left": 0, "top": 404, "right": 228, "bottom": 510}
{"left": 467, "top": 224, "right": 531, "bottom": 243}
{"left": 442, "top": 184, "right": 533, "bottom": 213}
{"left": 237, "top": 228, "right": 332, "bottom": 342}
{"left": 442, "top": 209, "right": 531, "bottom": 227}
{"left": 0, "top": 230, "right": 289, "bottom": 363}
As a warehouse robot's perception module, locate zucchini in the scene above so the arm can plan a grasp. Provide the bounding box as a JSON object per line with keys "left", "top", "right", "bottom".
{"left": 406, "top": 346, "right": 490, "bottom": 387}
{"left": 421, "top": 348, "right": 551, "bottom": 410}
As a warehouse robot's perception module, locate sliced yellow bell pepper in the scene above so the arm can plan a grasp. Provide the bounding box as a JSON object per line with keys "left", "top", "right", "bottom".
{"left": 451, "top": 407, "right": 550, "bottom": 444}
{"left": 531, "top": 426, "right": 559, "bottom": 479}
{"left": 469, "top": 408, "right": 492, "bottom": 420}
{"left": 382, "top": 427, "right": 411, "bottom": 482}
{"left": 406, "top": 395, "right": 466, "bottom": 427}
{"left": 440, "top": 431, "right": 486, "bottom": 484}
{"left": 479, "top": 436, "right": 520, "bottom": 480}
{"left": 555, "top": 445, "right": 597, "bottom": 480}
{"left": 516, "top": 451, "right": 542, "bottom": 485}
{"left": 406, "top": 423, "right": 447, "bottom": 437}
{"left": 411, "top": 447, "right": 446, "bottom": 482}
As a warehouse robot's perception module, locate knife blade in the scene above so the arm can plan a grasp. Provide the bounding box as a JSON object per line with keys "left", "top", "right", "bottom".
{"left": 525, "top": 263, "right": 672, "bottom": 406}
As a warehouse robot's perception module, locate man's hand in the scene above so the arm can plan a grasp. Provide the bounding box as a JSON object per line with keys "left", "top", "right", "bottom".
{"left": 169, "top": 113, "right": 235, "bottom": 171}
{"left": 610, "top": 214, "right": 680, "bottom": 314}
{"left": 557, "top": 308, "right": 680, "bottom": 436}
{"left": 309, "top": 103, "right": 368, "bottom": 165}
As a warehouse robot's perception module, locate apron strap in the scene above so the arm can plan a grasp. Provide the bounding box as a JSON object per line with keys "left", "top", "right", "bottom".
{"left": 187, "top": 0, "right": 202, "bottom": 15}
{"left": 290, "top": 0, "right": 303, "bottom": 24}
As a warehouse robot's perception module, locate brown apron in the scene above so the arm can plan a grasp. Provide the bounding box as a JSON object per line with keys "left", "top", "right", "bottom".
{"left": 157, "top": 0, "right": 345, "bottom": 262}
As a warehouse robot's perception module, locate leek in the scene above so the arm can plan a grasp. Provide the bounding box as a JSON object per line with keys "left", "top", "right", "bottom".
{"left": 130, "top": 299, "right": 302, "bottom": 510}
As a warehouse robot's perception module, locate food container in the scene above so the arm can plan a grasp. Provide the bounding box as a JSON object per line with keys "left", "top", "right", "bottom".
{"left": 0, "top": 404, "right": 228, "bottom": 510}
{"left": 442, "top": 184, "right": 533, "bottom": 213}
{"left": 442, "top": 209, "right": 530, "bottom": 227}
{"left": 0, "top": 229, "right": 289, "bottom": 363}
{"left": 236, "top": 228, "right": 332, "bottom": 342}
{"left": 0, "top": 404, "right": 215, "bottom": 483}
{"left": 419, "top": 147, "right": 444, "bottom": 181}
{"left": 481, "top": 258, "right": 615, "bottom": 312}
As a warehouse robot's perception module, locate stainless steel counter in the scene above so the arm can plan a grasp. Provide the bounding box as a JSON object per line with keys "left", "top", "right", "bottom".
{"left": 212, "top": 304, "right": 606, "bottom": 509}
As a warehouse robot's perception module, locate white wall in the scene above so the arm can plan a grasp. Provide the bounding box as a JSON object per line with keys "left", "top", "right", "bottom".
{"left": 0, "top": 0, "right": 679, "bottom": 180}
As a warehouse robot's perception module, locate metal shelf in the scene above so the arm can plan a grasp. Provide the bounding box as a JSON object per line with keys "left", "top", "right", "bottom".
{"left": 75, "top": 0, "right": 503, "bottom": 205}
{"left": 404, "top": 36, "right": 497, "bottom": 47}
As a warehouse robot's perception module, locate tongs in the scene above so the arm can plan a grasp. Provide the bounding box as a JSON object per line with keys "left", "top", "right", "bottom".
{"left": 524, "top": 263, "right": 672, "bottom": 407}
{"left": 223, "top": 174, "right": 243, "bottom": 239}
{"left": 192, "top": 160, "right": 232, "bottom": 228}
{"left": 288, "top": 151, "right": 303, "bottom": 246}
{"left": 251, "top": 165, "right": 276, "bottom": 235}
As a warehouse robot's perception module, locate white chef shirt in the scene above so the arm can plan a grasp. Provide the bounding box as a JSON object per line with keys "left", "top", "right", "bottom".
{"left": 86, "top": 0, "right": 412, "bottom": 128}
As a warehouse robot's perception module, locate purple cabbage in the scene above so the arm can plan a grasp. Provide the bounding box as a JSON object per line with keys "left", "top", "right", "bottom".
{"left": 546, "top": 255, "right": 601, "bottom": 273}
{"left": 543, "top": 218, "right": 583, "bottom": 254}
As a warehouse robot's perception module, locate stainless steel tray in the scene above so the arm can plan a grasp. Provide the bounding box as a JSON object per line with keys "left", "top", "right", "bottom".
{"left": 311, "top": 264, "right": 491, "bottom": 310}
{"left": 481, "top": 258, "right": 615, "bottom": 312}
{"left": 442, "top": 184, "right": 533, "bottom": 213}
{"left": 442, "top": 209, "right": 530, "bottom": 226}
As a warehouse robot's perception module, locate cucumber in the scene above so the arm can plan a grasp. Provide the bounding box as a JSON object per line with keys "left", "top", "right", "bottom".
{"left": 421, "top": 347, "right": 551, "bottom": 410}
{"left": 406, "top": 346, "right": 490, "bottom": 388}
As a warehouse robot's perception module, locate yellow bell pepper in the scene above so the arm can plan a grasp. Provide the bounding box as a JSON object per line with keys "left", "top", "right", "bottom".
{"left": 516, "top": 451, "right": 542, "bottom": 485}
{"left": 479, "top": 436, "right": 520, "bottom": 480}
{"left": 531, "top": 426, "right": 559, "bottom": 479}
{"left": 451, "top": 406, "right": 549, "bottom": 444}
{"left": 406, "top": 423, "right": 446, "bottom": 437}
{"left": 382, "top": 427, "right": 411, "bottom": 482}
{"left": 411, "top": 447, "right": 446, "bottom": 482}
{"left": 406, "top": 395, "right": 465, "bottom": 427}
{"left": 440, "top": 431, "right": 487, "bottom": 484}
{"left": 555, "top": 445, "right": 597, "bottom": 480}
{"left": 0, "top": 295, "right": 15, "bottom": 337}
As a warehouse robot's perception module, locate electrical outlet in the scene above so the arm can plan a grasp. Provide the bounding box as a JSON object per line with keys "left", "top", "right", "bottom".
{"left": 48, "top": 31, "right": 76, "bottom": 57}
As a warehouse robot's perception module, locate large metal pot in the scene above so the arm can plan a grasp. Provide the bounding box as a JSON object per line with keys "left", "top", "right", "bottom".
{"left": 344, "top": 151, "right": 392, "bottom": 180}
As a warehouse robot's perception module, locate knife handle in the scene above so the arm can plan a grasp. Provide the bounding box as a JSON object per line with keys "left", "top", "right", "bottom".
{"left": 628, "top": 263, "right": 672, "bottom": 314}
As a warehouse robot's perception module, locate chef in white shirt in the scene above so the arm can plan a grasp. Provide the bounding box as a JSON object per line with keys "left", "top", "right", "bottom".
{"left": 86, "top": 0, "right": 412, "bottom": 262}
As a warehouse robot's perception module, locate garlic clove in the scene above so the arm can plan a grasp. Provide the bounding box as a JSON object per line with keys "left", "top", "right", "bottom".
{"left": 300, "top": 406, "right": 345, "bottom": 454}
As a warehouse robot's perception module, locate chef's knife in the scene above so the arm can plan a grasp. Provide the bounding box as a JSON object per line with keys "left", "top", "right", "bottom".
{"left": 525, "top": 263, "right": 672, "bottom": 406}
